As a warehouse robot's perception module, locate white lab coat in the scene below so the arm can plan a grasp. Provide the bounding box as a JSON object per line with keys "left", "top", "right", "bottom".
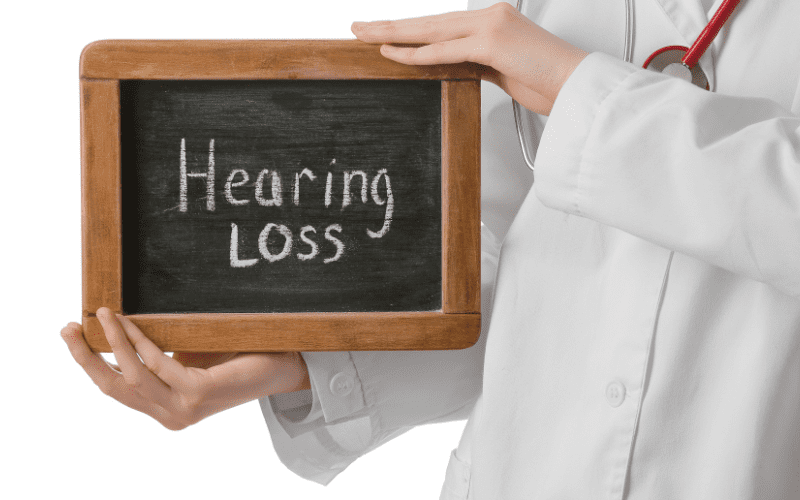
{"left": 260, "top": 0, "right": 800, "bottom": 497}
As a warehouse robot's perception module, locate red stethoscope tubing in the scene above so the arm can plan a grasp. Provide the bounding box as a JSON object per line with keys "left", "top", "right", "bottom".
{"left": 683, "top": 0, "right": 740, "bottom": 67}
{"left": 644, "top": 0, "right": 740, "bottom": 70}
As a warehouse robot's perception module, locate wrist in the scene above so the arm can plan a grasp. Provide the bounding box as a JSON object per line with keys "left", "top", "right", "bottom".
{"left": 293, "top": 352, "right": 311, "bottom": 392}
{"left": 548, "top": 42, "right": 589, "bottom": 102}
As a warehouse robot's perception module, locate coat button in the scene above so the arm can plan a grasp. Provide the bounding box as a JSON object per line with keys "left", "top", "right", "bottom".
{"left": 329, "top": 372, "right": 354, "bottom": 397}
{"left": 605, "top": 381, "right": 626, "bottom": 407}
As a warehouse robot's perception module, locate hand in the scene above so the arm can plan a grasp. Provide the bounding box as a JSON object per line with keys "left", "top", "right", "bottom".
{"left": 61, "top": 308, "right": 310, "bottom": 430}
{"left": 351, "top": 2, "right": 588, "bottom": 115}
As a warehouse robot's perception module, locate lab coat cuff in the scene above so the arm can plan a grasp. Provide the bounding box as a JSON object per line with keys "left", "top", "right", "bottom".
{"left": 534, "top": 52, "right": 639, "bottom": 215}
{"left": 270, "top": 388, "right": 315, "bottom": 422}
{"left": 266, "top": 390, "right": 322, "bottom": 439}
{"left": 267, "top": 358, "right": 326, "bottom": 435}
{"left": 301, "top": 351, "right": 367, "bottom": 423}
{"left": 263, "top": 352, "right": 365, "bottom": 439}
{"left": 258, "top": 396, "right": 351, "bottom": 485}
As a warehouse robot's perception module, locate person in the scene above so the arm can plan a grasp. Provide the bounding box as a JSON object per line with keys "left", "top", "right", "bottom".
{"left": 62, "top": 0, "right": 800, "bottom": 497}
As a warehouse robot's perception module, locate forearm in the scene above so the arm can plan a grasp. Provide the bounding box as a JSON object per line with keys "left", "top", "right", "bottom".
{"left": 535, "top": 52, "right": 800, "bottom": 297}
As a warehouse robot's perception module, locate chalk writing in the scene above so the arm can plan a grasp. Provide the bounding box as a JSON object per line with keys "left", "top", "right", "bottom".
{"left": 229, "top": 223, "right": 258, "bottom": 268}
{"left": 324, "top": 224, "right": 345, "bottom": 264}
{"left": 179, "top": 138, "right": 215, "bottom": 212}
{"left": 258, "top": 223, "right": 293, "bottom": 263}
{"left": 342, "top": 170, "right": 368, "bottom": 208}
{"left": 225, "top": 169, "right": 249, "bottom": 206}
{"left": 294, "top": 168, "right": 317, "bottom": 206}
{"left": 255, "top": 169, "right": 282, "bottom": 207}
{"left": 325, "top": 172, "right": 333, "bottom": 208}
{"left": 297, "top": 226, "right": 319, "bottom": 261}
{"left": 180, "top": 139, "right": 395, "bottom": 267}
{"left": 368, "top": 169, "right": 393, "bottom": 239}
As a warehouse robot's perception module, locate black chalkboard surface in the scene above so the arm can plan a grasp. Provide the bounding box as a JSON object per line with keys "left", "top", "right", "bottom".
{"left": 120, "top": 80, "right": 442, "bottom": 314}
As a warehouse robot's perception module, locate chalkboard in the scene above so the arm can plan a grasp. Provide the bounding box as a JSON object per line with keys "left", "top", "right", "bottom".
{"left": 80, "top": 40, "right": 481, "bottom": 352}
{"left": 120, "top": 80, "right": 442, "bottom": 314}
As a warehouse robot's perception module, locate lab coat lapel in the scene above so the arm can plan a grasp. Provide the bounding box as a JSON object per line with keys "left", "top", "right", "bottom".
{"left": 650, "top": 0, "right": 718, "bottom": 90}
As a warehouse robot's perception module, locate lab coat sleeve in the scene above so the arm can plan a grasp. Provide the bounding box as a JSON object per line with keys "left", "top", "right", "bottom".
{"left": 257, "top": 224, "right": 501, "bottom": 485}
{"left": 534, "top": 52, "right": 800, "bottom": 298}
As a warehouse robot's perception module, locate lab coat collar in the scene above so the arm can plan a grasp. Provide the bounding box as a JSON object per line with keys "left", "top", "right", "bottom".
{"left": 651, "top": 0, "right": 719, "bottom": 90}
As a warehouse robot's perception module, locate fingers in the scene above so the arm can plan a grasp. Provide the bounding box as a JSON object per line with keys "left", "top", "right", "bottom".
{"left": 103, "top": 313, "right": 211, "bottom": 427}
{"left": 115, "top": 314, "right": 185, "bottom": 387}
{"left": 61, "top": 322, "right": 123, "bottom": 396}
{"left": 354, "top": 3, "right": 585, "bottom": 107}
{"left": 63, "top": 313, "right": 307, "bottom": 430}
{"left": 352, "top": 10, "right": 477, "bottom": 44}
{"left": 376, "top": 39, "right": 553, "bottom": 114}
{"left": 97, "top": 308, "right": 173, "bottom": 404}
{"left": 378, "top": 37, "right": 488, "bottom": 66}
{"left": 61, "top": 322, "right": 177, "bottom": 426}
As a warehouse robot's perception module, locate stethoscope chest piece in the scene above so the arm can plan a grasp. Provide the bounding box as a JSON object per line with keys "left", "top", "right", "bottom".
{"left": 643, "top": 45, "right": 709, "bottom": 90}
{"left": 513, "top": 0, "right": 738, "bottom": 173}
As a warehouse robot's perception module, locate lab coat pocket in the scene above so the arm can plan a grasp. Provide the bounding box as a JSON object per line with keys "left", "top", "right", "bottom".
{"left": 439, "top": 448, "right": 472, "bottom": 500}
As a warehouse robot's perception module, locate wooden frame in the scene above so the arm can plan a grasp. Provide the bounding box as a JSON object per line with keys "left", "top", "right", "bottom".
{"left": 81, "top": 40, "right": 481, "bottom": 352}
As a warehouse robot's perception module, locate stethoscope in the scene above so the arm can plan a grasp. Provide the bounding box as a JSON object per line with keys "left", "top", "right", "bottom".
{"left": 514, "top": 0, "right": 741, "bottom": 172}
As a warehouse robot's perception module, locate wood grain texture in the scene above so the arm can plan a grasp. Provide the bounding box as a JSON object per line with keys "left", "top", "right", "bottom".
{"left": 81, "top": 79, "right": 122, "bottom": 316}
{"left": 80, "top": 40, "right": 484, "bottom": 80}
{"left": 82, "top": 312, "right": 481, "bottom": 352}
{"left": 441, "top": 80, "right": 481, "bottom": 314}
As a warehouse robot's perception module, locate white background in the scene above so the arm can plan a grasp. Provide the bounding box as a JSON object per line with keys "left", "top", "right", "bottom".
{"left": 2, "top": 1, "right": 470, "bottom": 498}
